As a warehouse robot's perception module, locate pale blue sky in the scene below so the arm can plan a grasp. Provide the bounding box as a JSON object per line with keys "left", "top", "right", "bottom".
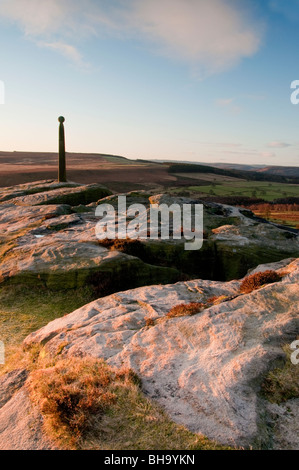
{"left": 0, "top": 0, "right": 299, "bottom": 166}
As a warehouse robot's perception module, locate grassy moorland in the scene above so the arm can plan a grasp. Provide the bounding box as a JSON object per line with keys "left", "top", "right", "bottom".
{"left": 0, "top": 285, "right": 95, "bottom": 368}
{"left": 169, "top": 178, "right": 299, "bottom": 229}
{"left": 183, "top": 181, "right": 299, "bottom": 201}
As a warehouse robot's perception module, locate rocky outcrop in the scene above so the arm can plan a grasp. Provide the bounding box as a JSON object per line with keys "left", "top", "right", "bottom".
{"left": 0, "top": 180, "right": 111, "bottom": 206}
{"left": 20, "top": 258, "right": 299, "bottom": 449}
{"left": 1, "top": 181, "right": 298, "bottom": 450}
{"left": 0, "top": 203, "right": 179, "bottom": 291}
{"left": 0, "top": 184, "right": 181, "bottom": 292}
{"left": 96, "top": 193, "right": 299, "bottom": 280}
{"left": 0, "top": 184, "right": 297, "bottom": 292}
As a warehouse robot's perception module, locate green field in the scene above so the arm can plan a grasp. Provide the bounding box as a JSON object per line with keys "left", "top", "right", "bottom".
{"left": 185, "top": 181, "right": 299, "bottom": 201}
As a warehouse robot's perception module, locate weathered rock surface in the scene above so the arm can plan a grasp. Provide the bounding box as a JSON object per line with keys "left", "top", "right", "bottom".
{"left": 1, "top": 181, "right": 298, "bottom": 450}
{"left": 97, "top": 193, "right": 299, "bottom": 280}
{"left": 0, "top": 179, "right": 111, "bottom": 206}
{"left": 266, "top": 399, "right": 299, "bottom": 450}
{"left": 0, "top": 369, "right": 28, "bottom": 408}
{"left": 21, "top": 258, "right": 299, "bottom": 449}
{"left": 0, "top": 184, "right": 181, "bottom": 292}
{"left": 0, "top": 387, "right": 56, "bottom": 450}
{"left": 0, "top": 368, "right": 56, "bottom": 450}
{"left": 0, "top": 183, "right": 298, "bottom": 291}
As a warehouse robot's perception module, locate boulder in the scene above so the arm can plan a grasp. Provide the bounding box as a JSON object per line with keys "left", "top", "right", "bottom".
{"left": 23, "top": 258, "right": 299, "bottom": 448}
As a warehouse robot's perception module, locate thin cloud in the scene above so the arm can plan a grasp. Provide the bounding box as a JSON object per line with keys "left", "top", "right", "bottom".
{"left": 125, "top": 0, "right": 263, "bottom": 75}
{"left": 39, "top": 42, "right": 88, "bottom": 68}
{"left": 220, "top": 143, "right": 242, "bottom": 148}
{"left": 0, "top": 0, "right": 97, "bottom": 66}
{"left": 0, "top": 0, "right": 101, "bottom": 37}
{"left": 216, "top": 98, "right": 234, "bottom": 107}
{"left": 267, "top": 141, "right": 291, "bottom": 148}
{"left": 245, "top": 94, "right": 267, "bottom": 101}
{"left": 260, "top": 151, "right": 277, "bottom": 158}
{"left": 0, "top": 0, "right": 264, "bottom": 75}
{"left": 215, "top": 98, "right": 241, "bottom": 114}
{"left": 205, "top": 142, "right": 243, "bottom": 148}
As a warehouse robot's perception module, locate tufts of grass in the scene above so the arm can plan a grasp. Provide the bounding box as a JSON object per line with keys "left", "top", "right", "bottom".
{"left": 166, "top": 302, "right": 204, "bottom": 319}
{"left": 145, "top": 317, "right": 155, "bottom": 327}
{"left": 0, "top": 283, "right": 232, "bottom": 451}
{"left": 206, "top": 295, "right": 229, "bottom": 305}
{"left": 166, "top": 295, "right": 239, "bottom": 320}
{"left": 27, "top": 357, "right": 118, "bottom": 448}
{"left": 26, "top": 355, "right": 230, "bottom": 450}
{"left": 240, "top": 270, "right": 282, "bottom": 294}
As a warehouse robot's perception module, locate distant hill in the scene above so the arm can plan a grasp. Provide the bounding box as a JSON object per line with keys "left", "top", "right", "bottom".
{"left": 151, "top": 159, "right": 299, "bottom": 180}
{"left": 0, "top": 151, "right": 298, "bottom": 190}
{"left": 0, "top": 151, "right": 174, "bottom": 190}
{"left": 167, "top": 162, "right": 299, "bottom": 184}
{"left": 255, "top": 166, "right": 299, "bottom": 178}
{"left": 212, "top": 163, "right": 299, "bottom": 178}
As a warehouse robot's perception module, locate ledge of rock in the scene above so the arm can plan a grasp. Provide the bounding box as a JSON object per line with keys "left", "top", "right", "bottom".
{"left": 0, "top": 185, "right": 181, "bottom": 292}
{"left": 0, "top": 180, "right": 112, "bottom": 206}
{"left": 0, "top": 185, "right": 298, "bottom": 292}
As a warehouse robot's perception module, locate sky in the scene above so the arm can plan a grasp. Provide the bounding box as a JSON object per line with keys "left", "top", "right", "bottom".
{"left": 0, "top": 0, "right": 299, "bottom": 167}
